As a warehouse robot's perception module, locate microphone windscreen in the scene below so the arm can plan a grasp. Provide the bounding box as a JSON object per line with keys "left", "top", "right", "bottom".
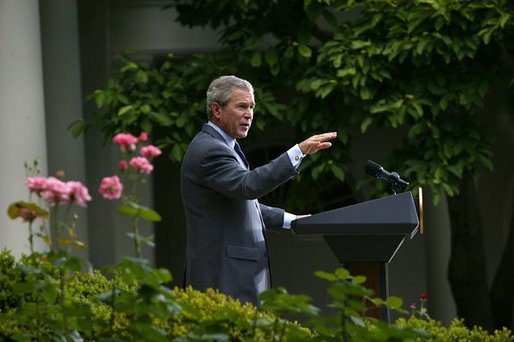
{"left": 365, "top": 160, "right": 382, "bottom": 177}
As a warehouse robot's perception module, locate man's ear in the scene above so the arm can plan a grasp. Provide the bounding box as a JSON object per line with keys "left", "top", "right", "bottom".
{"left": 211, "top": 102, "right": 222, "bottom": 119}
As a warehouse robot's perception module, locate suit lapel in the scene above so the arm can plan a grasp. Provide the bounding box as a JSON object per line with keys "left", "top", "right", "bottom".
{"left": 202, "top": 124, "right": 249, "bottom": 169}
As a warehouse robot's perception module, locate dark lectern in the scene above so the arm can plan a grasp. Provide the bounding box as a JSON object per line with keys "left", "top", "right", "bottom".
{"left": 291, "top": 191, "right": 419, "bottom": 322}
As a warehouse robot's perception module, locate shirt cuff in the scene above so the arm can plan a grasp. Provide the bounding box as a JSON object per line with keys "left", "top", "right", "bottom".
{"left": 282, "top": 211, "right": 296, "bottom": 229}
{"left": 287, "top": 144, "right": 304, "bottom": 169}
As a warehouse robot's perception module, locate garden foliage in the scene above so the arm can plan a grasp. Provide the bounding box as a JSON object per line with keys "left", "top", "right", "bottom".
{"left": 0, "top": 248, "right": 513, "bottom": 340}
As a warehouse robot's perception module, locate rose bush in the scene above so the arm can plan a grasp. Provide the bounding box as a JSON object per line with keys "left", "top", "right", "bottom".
{"left": 98, "top": 132, "right": 162, "bottom": 258}
{"left": 9, "top": 162, "right": 91, "bottom": 252}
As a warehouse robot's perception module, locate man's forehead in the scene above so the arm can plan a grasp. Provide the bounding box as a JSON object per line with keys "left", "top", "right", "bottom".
{"left": 230, "top": 89, "right": 255, "bottom": 103}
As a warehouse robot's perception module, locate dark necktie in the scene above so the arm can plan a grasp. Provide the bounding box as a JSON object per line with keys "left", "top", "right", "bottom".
{"left": 234, "top": 141, "right": 249, "bottom": 169}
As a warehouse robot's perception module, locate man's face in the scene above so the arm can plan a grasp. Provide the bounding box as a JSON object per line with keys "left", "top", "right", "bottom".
{"left": 212, "top": 88, "right": 255, "bottom": 139}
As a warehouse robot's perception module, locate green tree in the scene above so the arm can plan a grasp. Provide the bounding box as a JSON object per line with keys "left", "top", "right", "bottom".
{"left": 78, "top": 0, "right": 514, "bottom": 331}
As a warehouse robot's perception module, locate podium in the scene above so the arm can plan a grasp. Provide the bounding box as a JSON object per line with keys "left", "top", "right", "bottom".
{"left": 291, "top": 191, "right": 419, "bottom": 322}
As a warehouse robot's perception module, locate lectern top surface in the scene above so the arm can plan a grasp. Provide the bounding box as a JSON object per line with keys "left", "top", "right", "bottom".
{"left": 292, "top": 192, "right": 419, "bottom": 237}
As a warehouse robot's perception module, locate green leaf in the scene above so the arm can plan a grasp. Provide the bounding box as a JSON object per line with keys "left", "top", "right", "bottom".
{"left": 478, "top": 81, "right": 489, "bottom": 98}
{"left": 327, "top": 284, "right": 348, "bottom": 300}
{"left": 479, "top": 153, "right": 493, "bottom": 170}
{"left": 250, "top": 51, "right": 262, "bottom": 67}
{"left": 68, "top": 119, "right": 86, "bottom": 139}
{"left": 136, "top": 70, "right": 148, "bottom": 83}
{"left": 140, "top": 104, "right": 151, "bottom": 114}
{"left": 315, "top": 270, "right": 337, "bottom": 282}
{"left": 270, "top": 63, "right": 280, "bottom": 76}
{"left": 330, "top": 164, "right": 345, "bottom": 181}
{"left": 298, "top": 44, "right": 312, "bottom": 58}
{"left": 410, "top": 101, "right": 423, "bottom": 118}
{"left": 94, "top": 90, "right": 106, "bottom": 108}
{"left": 360, "top": 117, "right": 374, "bottom": 133}
{"left": 385, "top": 296, "right": 403, "bottom": 309}
{"left": 117, "top": 202, "right": 162, "bottom": 222}
{"left": 360, "top": 87, "right": 372, "bottom": 100}
{"left": 12, "top": 280, "right": 38, "bottom": 295}
{"left": 434, "top": 16, "right": 445, "bottom": 31}
{"left": 264, "top": 49, "right": 278, "bottom": 66}
{"left": 448, "top": 164, "right": 464, "bottom": 178}
{"left": 416, "top": 39, "right": 430, "bottom": 55}
{"left": 351, "top": 40, "right": 371, "bottom": 49}
{"left": 120, "top": 61, "right": 138, "bottom": 73}
{"left": 118, "top": 105, "right": 133, "bottom": 116}
{"left": 499, "top": 13, "right": 511, "bottom": 28}
{"left": 318, "top": 82, "right": 336, "bottom": 99}
{"left": 442, "top": 183, "right": 455, "bottom": 196}
{"left": 7, "top": 201, "right": 49, "bottom": 220}
{"left": 334, "top": 268, "right": 350, "bottom": 280}
{"left": 149, "top": 112, "right": 174, "bottom": 126}
{"left": 352, "top": 275, "right": 366, "bottom": 285}
{"left": 170, "top": 144, "right": 183, "bottom": 162}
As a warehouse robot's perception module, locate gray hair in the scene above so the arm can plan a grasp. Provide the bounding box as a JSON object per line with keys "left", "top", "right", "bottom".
{"left": 206, "top": 75, "right": 254, "bottom": 119}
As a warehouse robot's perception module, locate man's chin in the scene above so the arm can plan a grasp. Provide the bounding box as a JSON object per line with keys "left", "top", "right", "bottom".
{"left": 237, "top": 132, "right": 249, "bottom": 139}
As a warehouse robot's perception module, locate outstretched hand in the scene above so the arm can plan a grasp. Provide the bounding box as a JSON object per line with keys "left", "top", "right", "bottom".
{"left": 298, "top": 132, "right": 337, "bottom": 155}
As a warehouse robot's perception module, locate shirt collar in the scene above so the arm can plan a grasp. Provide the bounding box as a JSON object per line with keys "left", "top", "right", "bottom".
{"left": 207, "top": 121, "right": 236, "bottom": 148}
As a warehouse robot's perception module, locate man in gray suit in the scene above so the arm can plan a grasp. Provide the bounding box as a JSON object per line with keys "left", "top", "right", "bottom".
{"left": 181, "top": 75, "right": 337, "bottom": 306}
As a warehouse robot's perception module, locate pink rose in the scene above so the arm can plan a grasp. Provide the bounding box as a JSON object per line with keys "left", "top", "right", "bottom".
{"left": 138, "top": 132, "right": 148, "bottom": 142}
{"left": 98, "top": 175, "right": 123, "bottom": 200}
{"left": 25, "top": 176, "right": 48, "bottom": 194}
{"left": 119, "top": 160, "right": 129, "bottom": 171}
{"left": 67, "top": 181, "right": 92, "bottom": 207}
{"left": 129, "top": 157, "right": 153, "bottom": 174}
{"left": 113, "top": 133, "right": 138, "bottom": 151}
{"left": 40, "top": 177, "right": 71, "bottom": 206}
{"left": 140, "top": 145, "right": 162, "bottom": 158}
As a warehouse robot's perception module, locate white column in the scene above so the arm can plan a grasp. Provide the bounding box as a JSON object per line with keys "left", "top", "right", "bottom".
{"left": 0, "top": 0, "right": 48, "bottom": 256}
{"left": 40, "top": 0, "right": 89, "bottom": 258}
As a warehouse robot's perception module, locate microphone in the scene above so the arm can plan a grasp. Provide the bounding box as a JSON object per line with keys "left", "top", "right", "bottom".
{"left": 365, "top": 160, "right": 409, "bottom": 187}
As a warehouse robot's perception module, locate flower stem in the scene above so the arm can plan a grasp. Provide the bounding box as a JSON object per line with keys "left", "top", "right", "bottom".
{"left": 28, "top": 221, "right": 34, "bottom": 253}
{"left": 132, "top": 216, "right": 141, "bottom": 258}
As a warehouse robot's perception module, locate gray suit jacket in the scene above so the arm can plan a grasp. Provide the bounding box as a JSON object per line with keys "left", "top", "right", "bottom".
{"left": 180, "top": 124, "right": 298, "bottom": 305}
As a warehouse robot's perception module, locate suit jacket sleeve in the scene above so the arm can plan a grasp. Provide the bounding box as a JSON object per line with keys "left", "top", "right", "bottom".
{"left": 200, "top": 140, "right": 298, "bottom": 201}
{"left": 259, "top": 203, "right": 285, "bottom": 230}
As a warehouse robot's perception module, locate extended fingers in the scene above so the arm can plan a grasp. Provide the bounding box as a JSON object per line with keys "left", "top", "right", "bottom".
{"left": 316, "top": 141, "right": 332, "bottom": 150}
{"left": 299, "top": 132, "right": 337, "bottom": 154}
{"left": 315, "top": 132, "right": 337, "bottom": 142}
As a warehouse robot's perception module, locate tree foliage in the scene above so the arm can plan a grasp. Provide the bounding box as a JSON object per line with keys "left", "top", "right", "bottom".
{"left": 78, "top": 0, "right": 514, "bottom": 205}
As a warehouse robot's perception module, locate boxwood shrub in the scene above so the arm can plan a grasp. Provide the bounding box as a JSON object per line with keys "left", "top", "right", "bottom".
{"left": 0, "top": 249, "right": 512, "bottom": 341}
